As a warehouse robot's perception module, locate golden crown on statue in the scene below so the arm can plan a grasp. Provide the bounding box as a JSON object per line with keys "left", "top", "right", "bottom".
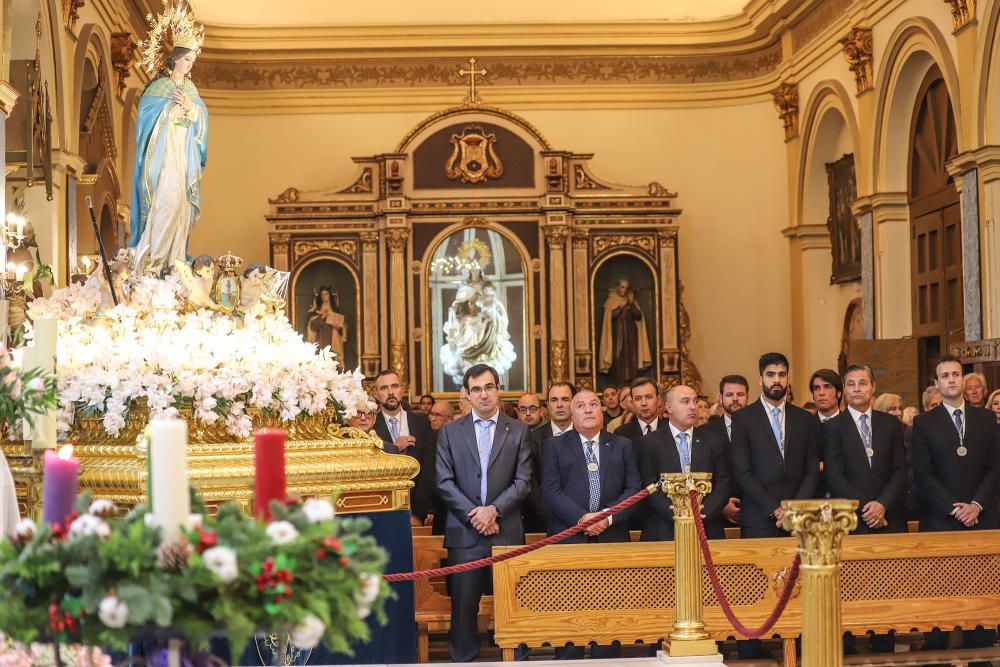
{"left": 217, "top": 251, "right": 243, "bottom": 273}
{"left": 138, "top": 0, "right": 205, "bottom": 76}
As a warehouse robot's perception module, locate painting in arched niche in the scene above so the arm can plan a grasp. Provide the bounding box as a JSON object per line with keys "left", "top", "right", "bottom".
{"left": 428, "top": 226, "right": 527, "bottom": 393}
{"left": 593, "top": 253, "right": 657, "bottom": 392}
{"left": 292, "top": 258, "right": 359, "bottom": 372}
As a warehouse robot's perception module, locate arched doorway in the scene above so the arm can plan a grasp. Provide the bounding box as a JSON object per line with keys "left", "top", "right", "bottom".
{"left": 908, "top": 66, "right": 960, "bottom": 388}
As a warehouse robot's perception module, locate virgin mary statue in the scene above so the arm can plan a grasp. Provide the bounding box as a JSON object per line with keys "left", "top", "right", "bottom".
{"left": 129, "top": 2, "right": 207, "bottom": 274}
{"left": 440, "top": 267, "right": 516, "bottom": 384}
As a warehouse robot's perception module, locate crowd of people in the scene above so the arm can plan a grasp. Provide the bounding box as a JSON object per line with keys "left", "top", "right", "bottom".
{"left": 347, "top": 354, "right": 999, "bottom": 661}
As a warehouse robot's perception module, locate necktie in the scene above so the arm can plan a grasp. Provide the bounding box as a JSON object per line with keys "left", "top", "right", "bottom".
{"left": 644, "top": 423, "right": 652, "bottom": 436}
{"left": 475, "top": 419, "right": 494, "bottom": 504}
{"left": 388, "top": 416, "right": 399, "bottom": 442}
{"left": 953, "top": 408, "right": 964, "bottom": 439}
{"left": 583, "top": 440, "right": 600, "bottom": 512}
{"left": 858, "top": 413, "right": 871, "bottom": 466}
{"left": 770, "top": 406, "right": 784, "bottom": 457}
{"left": 677, "top": 432, "right": 691, "bottom": 472}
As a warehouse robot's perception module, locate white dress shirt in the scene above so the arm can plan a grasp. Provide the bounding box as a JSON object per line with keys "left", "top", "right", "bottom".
{"left": 760, "top": 396, "right": 786, "bottom": 445}
{"left": 578, "top": 431, "right": 601, "bottom": 466}
{"left": 551, "top": 421, "right": 571, "bottom": 437}
{"left": 819, "top": 409, "right": 840, "bottom": 423}
{"left": 846, "top": 405, "right": 873, "bottom": 463}
{"left": 381, "top": 409, "right": 410, "bottom": 437}
{"left": 723, "top": 413, "right": 733, "bottom": 439}
{"left": 667, "top": 421, "right": 695, "bottom": 473}
{"left": 637, "top": 417, "right": 659, "bottom": 436}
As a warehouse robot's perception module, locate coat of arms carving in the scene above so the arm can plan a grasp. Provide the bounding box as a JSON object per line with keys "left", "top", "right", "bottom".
{"left": 445, "top": 126, "right": 504, "bottom": 184}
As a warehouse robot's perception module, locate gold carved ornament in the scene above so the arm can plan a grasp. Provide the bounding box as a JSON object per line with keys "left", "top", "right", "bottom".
{"left": 62, "top": 0, "right": 84, "bottom": 31}
{"left": 110, "top": 33, "right": 136, "bottom": 100}
{"left": 944, "top": 0, "right": 977, "bottom": 31}
{"left": 574, "top": 165, "right": 610, "bottom": 190}
{"left": 780, "top": 499, "right": 859, "bottom": 567}
{"left": 591, "top": 234, "right": 657, "bottom": 257}
{"left": 389, "top": 343, "right": 408, "bottom": 384}
{"left": 549, "top": 340, "right": 568, "bottom": 383}
{"left": 445, "top": 126, "right": 504, "bottom": 184}
{"left": 456, "top": 238, "right": 492, "bottom": 270}
{"left": 543, "top": 226, "right": 570, "bottom": 249}
{"left": 338, "top": 168, "right": 373, "bottom": 194}
{"left": 659, "top": 474, "right": 713, "bottom": 519}
{"left": 771, "top": 82, "right": 799, "bottom": 141}
{"left": 678, "top": 281, "right": 703, "bottom": 394}
{"left": 458, "top": 57, "right": 487, "bottom": 104}
{"left": 385, "top": 229, "right": 409, "bottom": 253}
{"left": 292, "top": 239, "right": 358, "bottom": 263}
{"left": 840, "top": 28, "right": 874, "bottom": 95}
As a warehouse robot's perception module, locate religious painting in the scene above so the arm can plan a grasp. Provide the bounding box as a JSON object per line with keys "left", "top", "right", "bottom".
{"left": 427, "top": 226, "right": 527, "bottom": 393}
{"left": 593, "top": 254, "right": 656, "bottom": 392}
{"left": 826, "top": 153, "right": 860, "bottom": 283}
{"left": 291, "top": 259, "right": 359, "bottom": 372}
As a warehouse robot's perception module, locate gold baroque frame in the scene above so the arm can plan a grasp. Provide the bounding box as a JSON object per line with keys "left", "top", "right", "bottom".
{"left": 589, "top": 249, "right": 661, "bottom": 390}
{"left": 420, "top": 219, "right": 536, "bottom": 398}
{"left": 289, "top": 253, "right": 363, "bottom": 372}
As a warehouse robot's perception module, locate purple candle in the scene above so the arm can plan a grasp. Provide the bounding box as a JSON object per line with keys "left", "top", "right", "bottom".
{"left": 43, "top": 445, "right": 79, "bottom": 526}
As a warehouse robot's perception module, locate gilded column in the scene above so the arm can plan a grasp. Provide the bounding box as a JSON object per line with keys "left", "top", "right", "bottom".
{"left": 781, "top": 499, "right": 858, "bottom": 667}
{"left": 544, "top": 225, "right": 570, "bottom": 383}
{"left": 658, "top": 228, "right": 680, "bottom": 379}
{"left": 386, "top": 229, "right": 409, "bottom": 383}
{"left": 660, "top": 473, "right": 721, "bottom": 661}
{"left": 571, "top": 230, "right": 591, "bottom": 388}
{"left": 360, "top": 232, "right": 381, "bottom": 377}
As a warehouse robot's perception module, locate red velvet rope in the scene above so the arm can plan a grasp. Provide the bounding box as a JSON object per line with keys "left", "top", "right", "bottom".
{"left": 383, "top": 483, "right": 658, "bottom": 582}
{"left": 690, "top": 489, "right": 801, "bottom": 639}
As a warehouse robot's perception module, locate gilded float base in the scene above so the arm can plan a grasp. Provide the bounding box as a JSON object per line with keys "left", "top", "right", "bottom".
{"left": 658, "top": 648, "right": 725, "bottom": 664}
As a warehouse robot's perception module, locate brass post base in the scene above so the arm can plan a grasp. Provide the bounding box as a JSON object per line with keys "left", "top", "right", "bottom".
{"left": 665, "top": 638, "right": 723, "bottom": 658}
{"left": 658, "top": 647, "right": 725, "bottom": 665}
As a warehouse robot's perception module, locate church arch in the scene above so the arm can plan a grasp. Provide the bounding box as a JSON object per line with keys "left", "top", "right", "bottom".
{"left": 71, "top": 24, "right": 116, "bottom": 157}
{"left": 590, "top": 249, "right": 659, "bottom": 391}
{"left": 421, "top": 219, "right": 533, "bottom": 394}
{"left": 870, "top": 17, "right": 963, "bottom": 194}
{"left": 289, "top": 254, "right": 361, "bottom": 372}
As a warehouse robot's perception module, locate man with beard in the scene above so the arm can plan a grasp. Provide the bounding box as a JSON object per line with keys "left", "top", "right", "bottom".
{"left": 707, "top": 374, "right": 750, "bottom": 525}
{"left": 516, "top": 393, "right": 545, "bottom": 429}
{"left": 602, "top": 384, "right": 623, "bottom": 427}
{"left": 373, "top": 370, "right": 436, "bottom": 527}
{"left": 638, "top": 384, "right": 731, "bottom": 541}
{"left": 436, "top": 364, "right": 532, "bottom": 662}
{"left": 809, "top": 369, "right": 843, "bottom": 423}
{"left": 730, "top": 352, "right": 820, "bottom": 538}
{"left": 524, "top": 383, "right": 574, "bottom": 532}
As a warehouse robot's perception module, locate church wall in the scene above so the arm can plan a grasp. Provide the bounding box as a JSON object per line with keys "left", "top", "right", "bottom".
{"left": 199, "top": 101, "right": 789, "bottom": 396}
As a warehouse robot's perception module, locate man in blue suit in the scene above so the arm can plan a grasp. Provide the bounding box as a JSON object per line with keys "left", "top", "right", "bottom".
{"left": 436, "top": 363, "right": 533, "bottom": 662}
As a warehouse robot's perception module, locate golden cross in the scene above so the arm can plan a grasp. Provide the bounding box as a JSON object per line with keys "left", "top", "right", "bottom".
{"left": 458, "top": 57, "right": 487, "bottom": 104}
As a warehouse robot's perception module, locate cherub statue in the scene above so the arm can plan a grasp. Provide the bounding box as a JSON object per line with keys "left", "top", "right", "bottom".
{"left": 86, "top": 248, "right": 132, "bottom": 310}
{"left": 238, "top": 262, "right": 285, "bottom": 316}
{"left": 173, "top": 255, "right": 219, "bottom": 312}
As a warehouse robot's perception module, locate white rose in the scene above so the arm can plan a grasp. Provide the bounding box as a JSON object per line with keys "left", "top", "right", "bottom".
{"left": 14, "top": 518, "right": 36, "bottom": 541}
{"left": 265, "top": 520, "right": 299, "bottom": 545}
{"left": 357, "top": 573, "right": 381, "bottom": 606}
{"left": 69, "top": 514, "right": 111, "bottom": 540}
{"left": 202, "top": 546, "right": 239, "bottom": 584}
{"left": 98, "top": 596, "right": 129, "bottom": 629}
{"left": 290, "top": 615, "right": 325, "bottom": 649}
{"left": 88, "top": 499, "right": 117, "bottom": 518}
{"left": 301, "top": 498, "right": 335, "bottom": 524}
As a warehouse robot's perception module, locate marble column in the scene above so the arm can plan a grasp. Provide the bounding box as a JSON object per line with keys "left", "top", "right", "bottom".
{"left": 360, "top": 232, "right": 381, "bottom": 377}
{"left": 977, "top": 148, "right": 1000, "bottom": 339}
{"left": 947, "top": 155, "right": 983, "bottom": 342}
{"left": 386, "top": 228, "right": 409, "bottom": 383}
{"left": 543, "top": 225, "right": 569, "bottom": 383}
{"left": 570, "top": 230, "right": 591, "bottom": 388}
{"left": 854, "top": 193, "right": 910, "bottom": 339}
{"left": 858, "top": 211, "right": 874, "bottom": 340}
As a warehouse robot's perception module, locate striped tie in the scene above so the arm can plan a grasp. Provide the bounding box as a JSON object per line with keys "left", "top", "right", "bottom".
{"left": 583, "top": 440, "right": 600, "bottom": 512}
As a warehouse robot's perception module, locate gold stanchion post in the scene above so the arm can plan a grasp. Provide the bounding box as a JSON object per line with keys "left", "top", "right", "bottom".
{"left": 659, "top": 472, "right": 723, "bottom": 664}
{"left": 782, "top": 499, "right": 858, "bottom": 667}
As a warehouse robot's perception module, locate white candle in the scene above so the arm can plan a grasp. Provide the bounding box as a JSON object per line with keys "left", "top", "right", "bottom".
{"left": 31, "top": 318, "right": 57, "bottom": 450}
{"left": 149, "top": 418, "right": 190, "bottom": 541}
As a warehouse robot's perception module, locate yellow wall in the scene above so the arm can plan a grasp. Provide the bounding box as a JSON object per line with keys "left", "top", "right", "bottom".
{"left": 194, "top": 102, "right": 790, "bottom": 395}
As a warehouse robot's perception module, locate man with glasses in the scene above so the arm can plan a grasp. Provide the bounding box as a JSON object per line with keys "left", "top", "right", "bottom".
{"left": 516, "top": 393, "right": 545, "bottom": 429}
{"left": 436, "top": 363, "right": 532, "bottom": 662}
{"left": 428, "top": 400, "right": 455, "bottom": 432}
{"left": 517, "top": 393, "right": 548, "bottom": 532}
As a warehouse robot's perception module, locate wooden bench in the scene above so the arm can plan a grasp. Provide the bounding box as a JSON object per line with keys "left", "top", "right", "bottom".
{"left": 492, "top": 531, "right": 1000, "bottom": 665}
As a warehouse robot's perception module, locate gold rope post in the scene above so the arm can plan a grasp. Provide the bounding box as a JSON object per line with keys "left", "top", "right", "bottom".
{"left": 659, "top": 472, "right": 722, "bottom": 663}
{"left": 782, "top": 499, "right": 858, "bottom": 667}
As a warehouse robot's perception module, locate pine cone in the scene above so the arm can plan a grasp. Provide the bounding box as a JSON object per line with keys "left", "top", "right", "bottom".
{"left": 156, "top": 538, "right": 193, "bottom": 571}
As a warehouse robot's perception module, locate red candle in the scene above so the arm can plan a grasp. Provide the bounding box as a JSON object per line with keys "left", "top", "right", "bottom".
{"left": 254, "top": 428, "right": 286, "bottom": 520}
{"left": 43, "top": 444, "right": 79, "bottom": 526}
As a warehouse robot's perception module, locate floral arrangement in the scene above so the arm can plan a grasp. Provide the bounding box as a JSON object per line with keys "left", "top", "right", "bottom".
{"left": 0, "top": 343, "right": 57, "bottom": 431}
{"left": 0, "top": 492, "right": 387, "bottom": 662}
{"left": 26, "top": 274, "right": 371, "bottom": 439}
{"left": 0, "top": 633, "right": 110, "bottom": 667}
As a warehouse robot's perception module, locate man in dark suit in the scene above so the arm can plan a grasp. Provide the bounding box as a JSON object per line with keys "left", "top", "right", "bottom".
{"left": 524, "top": 383, "right": 574, "bottom": 532}
{"left": 706, "top": 374, "right": 750, "bottom": 527}
{"left": 540, "top": 389, "right": 641, "bottom": 542}
{"left": 730, "top": 352, "right": 821, "bottom": 538}
{"left": 372, "top": 369, "right": 436, "bottom": 526}
{"left": 912, "top": 354, "right": 1000, "bottom": 658}
{"left": 436, "top": 363, "right": 533, "bottom": 662}
{"left": 638, "top": 384, "right": 732, "bottom": 541}
{"left": 809, "top": 368, "right": 843, "bottom": 424}
{"left": 615, "top": 376, "right": 662, "bottom": 444}
{"left": 823, "top": 364, "right": 907, "bottom": 534}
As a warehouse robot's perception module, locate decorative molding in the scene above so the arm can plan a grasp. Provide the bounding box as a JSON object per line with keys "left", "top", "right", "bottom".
{"left": 549, "top": 340, "right": 568, "bottom": 383}
{"left": 338, "top": 167, "right": 373, "bottom": 194}
{"left": 62, "top": 0, "right": 85, "bottom": 33}
{"left": 943, "top": 0, "right": 977, "bottom": 31}
{"left": 543, "top": 225, "right": 570, "bottom": 249}
{"left": 389, "top": 343, "right": 408, "bottom": 384}
{"left": 385, "top": 229, "right": 409, "bottom": 253}
{"left": 269, "top": 187, "right": 300, "bottom": 204}
{"left": 591, "top": 233, "right": 657, "bottom": 256}
{"left": 840, "top": 28, "right": 874, "bottom": 95}
{"left": 529, "top": 258, "right": 542, "bottom": 272}
{"left": 790, "top": 0, "right": 853, "bottom": 53}
{"left": 360, "top": 231, "right": 379, "bottom": 251}
{"left": 657, "top": 227, "right": 679, "bottom": 247}
{"left": 410, "top": 260, "right": 422, "bottom": 274}
{"left": 292, "top": 238, "right": 358, "bottom": 263}
{"left": 571, "top": 231, "right": 589, "bottom": 250}
{"left": 110, "top": 33, "right": 137, "bottom": 101}
{"left": 0, "top": 81, "right": 20, "bottom": 116}
{"left": 771, "top": 82, "right": 799, "bottom": 141}
{"left": 647, "top": 182, "right": 675, "bottom": 197}
{"left": 574, "top": 165, "right": 610, "bottom": 190}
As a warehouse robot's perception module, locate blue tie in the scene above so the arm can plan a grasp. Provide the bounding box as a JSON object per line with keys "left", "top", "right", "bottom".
{"left": 476, "top": 419, "right": 494, "bottom": 504}
{"left": 953, "top": 408, "right": 964, "bottom": 440}
{"left": 677, "top": 432, "right": 691, "bottom": 472}
{"left": 770, "top": 406, "right": 784, "bottom": 458}
{"left": 858, "top": 413, "right": 871, "bottom": 466}
{"left": 583, "top": 440, "right": 600, "bottom": 512}
{"left": 388, "top": 416, "right": 399, "bottom": 442}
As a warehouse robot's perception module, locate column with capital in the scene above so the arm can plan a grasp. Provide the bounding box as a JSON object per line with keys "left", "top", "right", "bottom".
{"left": 386, "top": 228, "right": 409, "bottom": 383}
{"left": 360, "top": 232, "right": 381, "bottom": 377}
{"left": 782, "top": 499, "right": 858, "bottom": 667}
{"left": 570, "top": 230, "right": 591, "bottom": 387}
{"left": 544, "top": 225, "right": 570, "bottom": 383}
{"left": 0, "top": 82, "right": 19, "bottom": 340}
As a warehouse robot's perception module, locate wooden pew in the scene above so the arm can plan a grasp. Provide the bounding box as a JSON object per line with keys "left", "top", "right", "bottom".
{"left": 492, "top": 530, "right": 1000, "bottom": 665}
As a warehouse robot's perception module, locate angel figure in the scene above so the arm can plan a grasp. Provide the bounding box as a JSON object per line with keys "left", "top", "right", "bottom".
{"left": 86, "top": 248, "right": 132, "bottom": 310}
{"left": 173, "top": 254, "right": 218, "bottom": 311}
{"left": 238, "top": 263, "right": 285, "bottom": 315}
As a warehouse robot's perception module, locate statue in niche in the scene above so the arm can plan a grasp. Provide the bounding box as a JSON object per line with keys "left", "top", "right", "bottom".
{"left": 598, "top": 278, "right": 651, "bottom": 386}
{"left": 440, "top": 266, "right": 516, "bottom": 384}
{"left": 306, "top": 285, "right": 347, "bottom": 361}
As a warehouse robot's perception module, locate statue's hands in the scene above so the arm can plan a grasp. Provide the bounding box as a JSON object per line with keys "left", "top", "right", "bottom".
{"left": 173, "top": 88, "right": 193, "bottom": 114}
